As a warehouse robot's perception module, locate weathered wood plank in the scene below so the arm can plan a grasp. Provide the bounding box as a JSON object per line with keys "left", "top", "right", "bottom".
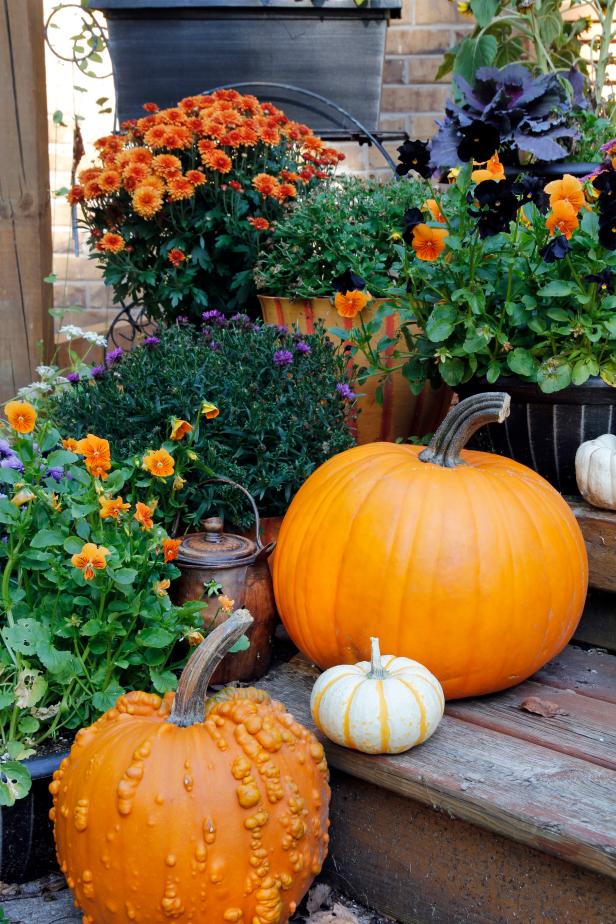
{"left": 446, "top": 678, "right": 616, "bottom": 770}
{"left": 325, "top": 771, "right": 616, "bottom": 924}
{"left": 0, "top": 0, "right": 53, "bottom": 403}
{"left": 567, "top": 496, "right": 616, "bottom": 593}
{"left": 534, "top": 645, "right": 616, "bottom": 704}
{"left": 574, "top": 590, "right": 616, "bottom": 654}
{"left": 256, "top": 660, "right": 616, "bottom": 880}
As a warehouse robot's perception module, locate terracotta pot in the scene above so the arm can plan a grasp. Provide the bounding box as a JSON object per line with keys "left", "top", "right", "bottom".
{"left": 259, "top": 295, "right": 452, "bottom": 444}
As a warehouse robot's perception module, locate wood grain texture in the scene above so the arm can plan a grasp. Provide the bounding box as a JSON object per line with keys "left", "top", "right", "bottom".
{"left": 574, "top": 590, "right": 616, "bottom": 653}
{"left": 325, "top": 771, "right": 616, "bottom": 924}
{"left": 0, "top": 0, "right": 53, "bottom": 402}
{"left": 567, "top": 496, "right": 616, "bottom": 592}
{"left": 534, "top": 645, "right": 616, "bottom": 705}
{"left": 256, "top": 656, "right": 616, "bottom": 880}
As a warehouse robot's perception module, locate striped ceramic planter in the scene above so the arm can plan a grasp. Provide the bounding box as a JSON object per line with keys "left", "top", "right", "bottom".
{"left": 457, "top": 376, "right": 616, "bottom": 495}
{"left": 259, "top": 295, "right": 452, "bottom": 445}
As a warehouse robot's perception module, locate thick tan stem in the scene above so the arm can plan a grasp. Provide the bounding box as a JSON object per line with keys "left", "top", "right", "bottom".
{"left": 419, "top": 393, "right": 510, "bottom": 469}
{"left": 169, "top": 609, "right": 253, "bottom": 727}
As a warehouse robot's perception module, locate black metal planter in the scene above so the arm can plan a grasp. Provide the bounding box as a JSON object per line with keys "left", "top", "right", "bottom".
{"left": 456, "top": 377, "right": 616, "bottom": 496}
{"left": 87, "top": 0, "right": 401, "bottom": 130}
{"left": 1, "top": 750, "right": 69, "bottom": 883}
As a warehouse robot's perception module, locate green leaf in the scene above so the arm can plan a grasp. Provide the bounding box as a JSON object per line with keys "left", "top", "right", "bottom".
{"left": 31, "top": 528, "right": 66, "bottom": 549}
{"left": 52, "top": 110, "right": 65, "bottom": 125}
{"left": 229, "top": 634, "right": 250, "bottom": 653}
{"left": 537, "top": 363, "right": 572, "bottom": 393}
{"left": 149, "top": 669, "right": 178, "bottom": 694}
{"left": 64, "top": 536, "right": 85, "bottom": 554}
{"left": 0, "top": 498, "right": 19, "bottom": 523}
{"left": 112, "top": 568, "right": 137, "bottom": 585}
{"left": 0, "top": 762, "right": 32, "bottom": 807}
{"left": 92, "top": 684, "right": 125, "bottom": 714}
{"left": 453, "top": 35, "right": 498, "bottom": 84}
{"left": 426, "top": 305, "right": 457, "bottom": 342}
{"left": 45, "top": 449, "right": 78, "bottom": 467}
{"left": 138, "top": 627, "right": 176, "bottom": 648}
{"left": 546, "top": 307, "right": 571, "bottom": 322}
{"left": 538, "top": 281, "right": 574, "bottom": 297}
{"left": 439, "top": 358, "right": 465, "bottom": 386}
{"left": 470, "top": 0, "right": 499, "bottom": 27}
{"left": 507, "top": 348, "right": 537, "bottom": 378}
{"left": 572, "top": 357, "right": 599, "bottom": 386}
{"left": 486, "top": 360, "right": 501, "bottom": 384}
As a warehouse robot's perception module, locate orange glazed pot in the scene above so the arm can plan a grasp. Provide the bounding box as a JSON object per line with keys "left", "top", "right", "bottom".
{"left": 259, "top": 295, "right": 451, "bottom": 444}
{"left": 273, "top": 393, "right": 588, "bottom": 700}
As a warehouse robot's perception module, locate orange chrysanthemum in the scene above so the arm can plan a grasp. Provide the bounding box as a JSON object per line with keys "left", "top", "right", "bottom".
{"left": 163, "top": 126, "right": 193, "bottom": 150}
{"left": 143, "top": 448, "right": 175, "bottom": 478}
{"left": 277, "top": 182, "right": 297, "bottom": 201}
{"left": 67, "top": 185, "right": 85, "bottom": 206}
{"left": 260, "top": 126, "right": 280, "bottom": 146}
{"left": 247, "top": 217, "right": 270, "bottom": 231}
{"left": 99, "top": 495, "right": 130, "bottom": 519}
{"left": 422, "top": 198, "right": 446, "bottom": 223}
{"left": 168, "top": 248, "right": 187, "bottom": 268}
{"left": 167, "top": 176, "right": 195, "bottom": 201}
{"left": 252, "top": 173, "right": 280, "bottom": 197}
{"left": 97, "top": 169, "right": 122, "bottom": 193}
{"left": 163, "top": 538, "right": 182, "bottom": 562}
{"left": 203, "top": 150, "right": 233, "bottom": 174}
{"left": 544, "top": 174, "right": 585, "bottom": 214}
{"left": 152, "top": 154, "right": 183, "bottom": 178}
{"left": 335, "top": 290, "right": 370, "bottom": 319}
{"left": 139, "top": 175, "right": 165, "bottom": 193}
{"left": 71, "top": 542, "right": 110, "bottom": 581}
{"left": 78, "top": 167, "right": 101, "bottom": 185}
{"left": 170, "top": 417, "right": 193, "bottom": 440}
{"left": 126, "top": 147, "right": 152, "bottom": 167}
{"left": 546, "top": 200, "right": 579, "bottom": 239}
{"left": 185, "top": 170, "right": 207, "bottom": 186}
{"left": 83, "top": 180, "right": 102, "bottom": 200}
{"left": 411, "top": 224, "right": 449, "bottom": 261}
{"left": 75, "top": 434, "right": 111, "bottom": 480}
{"left": 134, "top": 501, "right": 155, "bottom": 530}
{"left": 471, "top": 153, "right": 505, "bottom": 185}
{"left": 97, "top": 232, "right": 125, "bottom": 254}
{"left": 143, "top": 102, "right": 159, "bottom": 113}
{"left": 5, "top": 401, "right": 37, "bottom": 434}
{"left": 132, "top": 185, "right": 164, "bottom": 219}
{"left": 123, "top": 162, "right": 150, "bottom": 185}
{"left": 144, "top": 125, "right": 169, "bottom": 148}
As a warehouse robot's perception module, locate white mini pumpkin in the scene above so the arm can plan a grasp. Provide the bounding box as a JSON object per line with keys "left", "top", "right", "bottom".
{"left": 575, "top": 433, "right": 616, "bottom": 511}
{"left": 310, "top": 637, "right": 444, "bottom": 755}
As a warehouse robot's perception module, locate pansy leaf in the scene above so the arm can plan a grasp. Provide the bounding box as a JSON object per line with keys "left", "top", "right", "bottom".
{"left": 0, "top": 762, "right": 32, "bottom": 807}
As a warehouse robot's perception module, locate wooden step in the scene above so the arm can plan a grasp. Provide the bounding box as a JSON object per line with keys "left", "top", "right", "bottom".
{"left": 257, "top": 646, "right": 616, "bottom": 923}
{"left": 567, "top": 496, "right": 616, "bottom": 593}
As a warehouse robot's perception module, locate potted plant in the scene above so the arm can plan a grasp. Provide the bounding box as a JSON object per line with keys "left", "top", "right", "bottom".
{"left": 49, "top": 317, "right": 356, "bottom": 536}
{"left": 256, "top": 176, "right": 453, "bottom": 443}
{"left": 69, "top": 90, "right": 343, "bottom": 322}
{"left": 349, "top": 136, "right": 616, "bottom": 494}
{"left": 87, "top": 0, "right": 401, "bottom": 131}
{"left": 0, "top": 403, "right": 207, "bottom": 880}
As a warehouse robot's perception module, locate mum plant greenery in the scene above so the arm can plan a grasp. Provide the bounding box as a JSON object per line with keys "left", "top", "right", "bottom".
{"left": 50, "top": 319, "right": 356, "bottom": 529}
{"left": 255, "top": 175, "right": 427, "bottom": 298}
{"left": 68, "top": 90, "right": 343, "bottom": 322}
{"left": 346, "top": 134, "right": 616, "bottom": 395}
{"left": 0, "top": 403, "right": 212, "bottom": 805}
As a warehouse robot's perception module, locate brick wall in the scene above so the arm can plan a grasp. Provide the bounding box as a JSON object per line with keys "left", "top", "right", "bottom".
{"left": 46, "top": 0, "right": 464, "bottom": 335}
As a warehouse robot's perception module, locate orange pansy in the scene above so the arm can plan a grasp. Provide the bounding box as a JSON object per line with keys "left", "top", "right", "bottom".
{"left": 422, "top": 198, "right": 446, "bottom": 224}
{"left": 545, "top": 201, "right": 579, "bottom": 239}
{"left": 471, "top": 153, "right": 505, "bottom": 185}
{"left": 71, "top": 542, "right": 110, "bottom": 581}
{"left": 170, "top": 418, "right": 193, "bottom": 440}
{"left": 134, "top": 501, "right": 155, "bottom": 530}
{"left": 335, "top": 290, "right": 370, "bottom": 319}
{"left": 411, "top": 224, "right": 449, "bottom": 261}
{"left": 75, "top": 434, "right": 111, "bottom": 480}
{"left": 99, "top": 495, "right": 130, "bottom": 519}
{"left": 163, "top": 538, "right": 182, "bottom": 562}
{"left": 544, "top": 174, "right": 585, "bottom": 214}
{"left": 5, "top": 401, "right": 37, "bottom": 434}
{"left": 143, "top": 448, "right": 175, "bottom": 478}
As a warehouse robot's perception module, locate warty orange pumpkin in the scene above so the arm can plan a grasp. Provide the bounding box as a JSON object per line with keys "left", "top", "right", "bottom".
{"left": 50, "top": 611, "right": 330, "bottom": 924}
{"left": 273, "top": 393, "right": 588, "bottom": 699}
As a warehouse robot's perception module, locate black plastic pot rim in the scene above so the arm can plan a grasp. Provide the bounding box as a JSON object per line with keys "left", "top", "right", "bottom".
{"left": 458, "top": 375, "right": 616, "bottom": 406}
{"left": 88, "top": 0, "right": 402, "bottom": 11}
{"left": 20, "top": 749, "right": 70, "bottom": 782}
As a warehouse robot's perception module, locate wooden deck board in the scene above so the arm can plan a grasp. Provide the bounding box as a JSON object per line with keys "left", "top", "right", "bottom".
{"left": 567, "top": 496, "right": 616, "bottom": 593}
{"left": 534, "top": 645, "right": 616, "bottom": 704}
{"left": 257, "top": 650, "right": 616, "bottom": 881}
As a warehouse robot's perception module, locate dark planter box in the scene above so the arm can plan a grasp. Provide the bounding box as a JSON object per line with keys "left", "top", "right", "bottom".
{"left": 456, "top": 377, "right": 616, "bottom": 495}
{"left": 88, "top": 0, "right": 402, "bottom": 130}
{"left": 1, "top": 750, "right": 69, "bottom": 883}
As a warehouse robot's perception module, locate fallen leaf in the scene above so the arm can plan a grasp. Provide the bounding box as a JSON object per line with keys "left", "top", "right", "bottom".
{"left": 307, "top": 882, "right": 332, "bottom": 914}
{"left": 520, "top": 696, "right": 568, "bottom": 718}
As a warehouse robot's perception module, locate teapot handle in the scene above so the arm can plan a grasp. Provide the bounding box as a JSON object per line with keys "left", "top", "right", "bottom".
{"left": 202, "top": 476, "right": 265, "bottom": 551}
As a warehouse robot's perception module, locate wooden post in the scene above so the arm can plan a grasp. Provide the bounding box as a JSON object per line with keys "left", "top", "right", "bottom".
{"left": 0, "top": 0, "right": 53, "bottom": 403}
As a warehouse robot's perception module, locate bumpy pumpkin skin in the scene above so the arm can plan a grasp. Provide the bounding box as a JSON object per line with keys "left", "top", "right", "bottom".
{"left": 50, "top": 687, "right": 330, "bottom": 924}
{"left": 273, "top": 442, "right": 588, "bottom": 699}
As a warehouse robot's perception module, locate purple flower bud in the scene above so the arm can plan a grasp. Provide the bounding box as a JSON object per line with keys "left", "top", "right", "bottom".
{"left": 209, "top": 340, "right": 221, "bottom": 352}
{"left": 90, "top": 365, "right": 106, "bottom": 379}
{"left": 201, "top": 310, "right": 227, "bottom": 328}
{"left": 106, "top": 347, "right": 124, "bottom": 366}
{"left": 66, "top": 372, "right": 80, "bottom": 384}
{"left": 143, "top": 336, "right": 161, "bottom": 347}
{"left": 295, "top": 341, "right": 311, "bottom": 354}
{"left": 336, "top": 382, "right": 356, "bottom": 401}
{"left": 273, "top": 349, "right": 294, "bottom": 367}
{"left": 176, "top": 315, "right": 190, "bottom": 326}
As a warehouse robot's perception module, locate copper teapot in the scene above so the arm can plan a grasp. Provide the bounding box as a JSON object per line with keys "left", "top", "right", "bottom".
{"left": 172, "top": 477, "right": 276, "bottom": 684}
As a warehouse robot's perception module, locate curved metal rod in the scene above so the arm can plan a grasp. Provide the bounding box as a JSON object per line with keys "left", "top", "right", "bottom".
{"left": 205, "top": 81, "right": 399, "bottom": 175}
{"left": 106, "top": 301, "right": 155, "bottom": 352}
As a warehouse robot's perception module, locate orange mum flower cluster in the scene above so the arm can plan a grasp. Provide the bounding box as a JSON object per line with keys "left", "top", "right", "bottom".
{"left": 544, "top": 175, "right": 586, "bottom": 240}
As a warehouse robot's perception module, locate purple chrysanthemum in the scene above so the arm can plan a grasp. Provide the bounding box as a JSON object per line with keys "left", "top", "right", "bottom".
{"left": 90, "top": 365, "right": 106, "bottom": 379}
{"left": 273, "top": 349, "right": 294, "bottom": 367}
{"left": 176, "top": 315, "right": 190, "bottom": 326}
{"left": 336, "top": 382, "right": 356, "bottom": 401}
{"left": 201, "top": 310, "right": 227, "bottom": 328}
{"left": 66, "top": 371, "right": 80, "bottom": 384}
{"left": 295, "top": 341, "right": 311, "bottom": 354}
{"left": 106, "top": 347, "right": 123, "bottom": 366}
{"left": 143, "top": 336, "right": 161, "bottom": 347}
{"left": 209, "top": 340, "right": 221, "bottom": 352}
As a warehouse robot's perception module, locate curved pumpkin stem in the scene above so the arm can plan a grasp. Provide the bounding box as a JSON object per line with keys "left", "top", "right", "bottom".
{"left": 367, "top": 637, "right": 388, "bottom": 680}
{"left": 419, "top": 392, "right": 511, "bottom": 469}
{"left": 169, "top": 609, "right": 254, "bottom": 728}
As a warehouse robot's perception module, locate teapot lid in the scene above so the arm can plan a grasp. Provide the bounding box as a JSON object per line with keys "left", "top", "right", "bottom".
{"left": 177, "top": 517, "right": 258, "bottom": 568}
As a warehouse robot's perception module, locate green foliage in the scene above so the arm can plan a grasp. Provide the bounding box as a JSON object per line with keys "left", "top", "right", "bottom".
{"left": 570, "top": 109, "right": 616, "bottom": 162}
{"left": 0, "top": 420, "right": 210, "bottom": 804}
{"left": 49, "top": 320, "right": 355, "bottom": 527}
{"left": 343, "top": 167, "right": 616, "bottom": 395}
{"left": 255, "top": 176, "right": 427, "bottom": 298}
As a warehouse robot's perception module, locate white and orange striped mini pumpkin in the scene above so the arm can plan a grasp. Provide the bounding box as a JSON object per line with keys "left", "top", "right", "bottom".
{"left": 310, "top": 637, "right": 444, "bottom": 754}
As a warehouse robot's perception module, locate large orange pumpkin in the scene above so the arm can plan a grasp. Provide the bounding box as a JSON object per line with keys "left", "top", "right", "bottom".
{"left": 50, "top": 612, "right": 330, "bottom": 924}
{"left": 273, "top": 393, "right": 588, "bottom": 699}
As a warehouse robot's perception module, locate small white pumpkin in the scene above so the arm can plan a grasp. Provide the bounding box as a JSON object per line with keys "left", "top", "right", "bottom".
{"left": 575, "top": 433, "right": 616, "bottom": 511}
{"left": 310, "top": 637, "right": 444, "bottom": 755}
